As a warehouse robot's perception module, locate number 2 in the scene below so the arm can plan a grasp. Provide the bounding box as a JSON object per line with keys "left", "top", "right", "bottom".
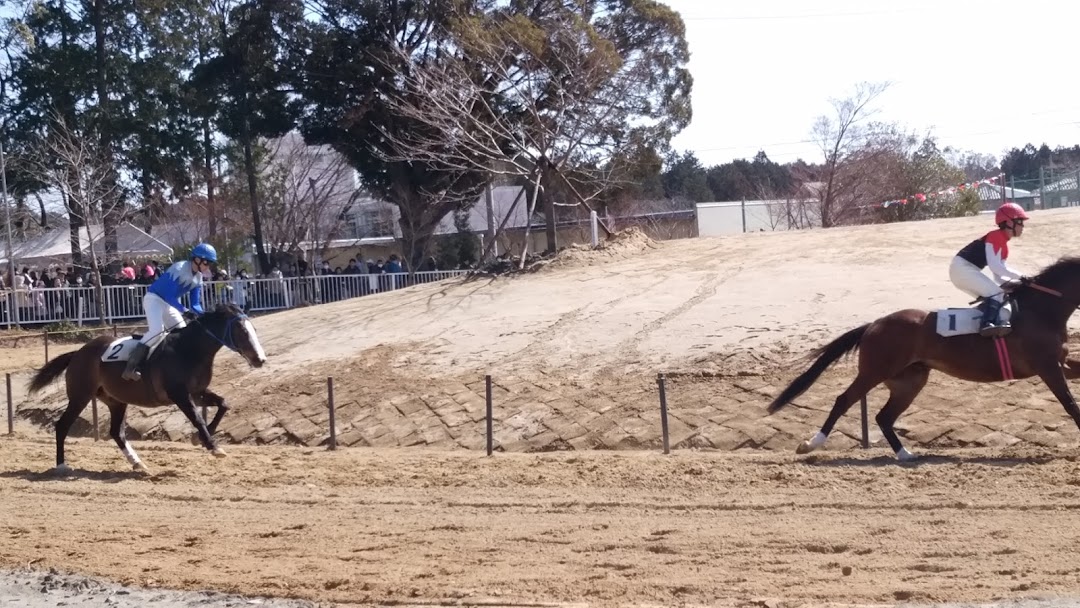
{"left": 106, "top": 343, "right": 124, "bottom": 360}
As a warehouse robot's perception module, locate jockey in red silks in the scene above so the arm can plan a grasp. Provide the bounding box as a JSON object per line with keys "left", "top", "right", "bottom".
{"left": 950, "top": 202, "right": 1030, "bottom": 337}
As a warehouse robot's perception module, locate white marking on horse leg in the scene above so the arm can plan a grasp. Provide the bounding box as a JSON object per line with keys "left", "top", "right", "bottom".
{"left": 241, "top": 319, "right": 267, "bottom": 362}
{"left": 896, "top": 447, "right": 918, "bottom": 462}
{"left": 796, "top": 431, "right": 827, "bottom": 455}
{"left": 122, "top": 441, "right": 143, "bottom": 467}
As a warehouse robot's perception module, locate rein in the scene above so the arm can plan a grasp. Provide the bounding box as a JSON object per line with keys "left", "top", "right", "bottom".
{"left": 970, "top": 281, "right": 1066, "bottom": 306}
{"left": 1028, "top": 282, "right": 1063, "bottom": 298}
{"left": 1014, "top": 280, "right": 1080, "bottom": 313}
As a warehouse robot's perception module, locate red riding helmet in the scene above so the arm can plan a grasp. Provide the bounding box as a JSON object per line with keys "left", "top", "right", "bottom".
{"left": 995, "top": 202, "right": 1029, "bottom": 225}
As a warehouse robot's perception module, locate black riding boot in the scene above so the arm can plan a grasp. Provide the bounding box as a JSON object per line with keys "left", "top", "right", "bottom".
{"left": 978, "top": 298, "right": 1011, "bottom": 338}
{"left": 122, "top": 343, "right": 151, "bottom": 381}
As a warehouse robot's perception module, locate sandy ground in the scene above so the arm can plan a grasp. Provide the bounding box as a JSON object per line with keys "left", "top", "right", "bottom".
{"left": 5, "top": 209, "right": 1080, "bottom": 606}
{"left": 228, "top": 208, "right": 1080, "bottom": 383}
{"left": 3, "top": 439, "right": 1080, "bottom": 607}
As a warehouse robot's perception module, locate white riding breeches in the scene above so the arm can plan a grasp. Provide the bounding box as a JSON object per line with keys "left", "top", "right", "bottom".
{"left": 949, "top": 256, "right": 1004, "bottom": 303}
{"left": 140, "top": 293, "right": 186, "bottom": 348}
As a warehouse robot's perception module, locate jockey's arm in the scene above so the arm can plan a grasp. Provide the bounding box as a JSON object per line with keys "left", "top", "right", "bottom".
{"left": 189, "top": 282, "right": 205, "bottom": 315}
{"left": 984, "top": 241, "right": 1022, "bottom": 283}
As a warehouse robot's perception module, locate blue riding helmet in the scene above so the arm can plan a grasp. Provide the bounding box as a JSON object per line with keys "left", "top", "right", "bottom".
{"left": 191, "top": 243, "right": 218, "bottom": 263}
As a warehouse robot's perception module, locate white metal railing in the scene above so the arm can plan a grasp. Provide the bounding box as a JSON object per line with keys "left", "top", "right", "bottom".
{"left": 0, "top": 270, "right": 470, "bottom": 328}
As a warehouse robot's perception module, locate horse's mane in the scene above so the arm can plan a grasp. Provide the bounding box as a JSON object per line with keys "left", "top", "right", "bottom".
{"left": 175, "top": 303, "right": 242, "bottom": 337}
{"left": 204, "top": 302, "right": 242, "bottom": 317}
{"left": 1029, "top": 256, "right": 1080, "bottom": 288}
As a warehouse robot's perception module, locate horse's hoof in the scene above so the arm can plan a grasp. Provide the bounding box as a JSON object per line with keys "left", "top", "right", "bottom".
{"left": 190, "top": 434, "right": 200, "bottom": 446}
{"left": 211, "top": 447, "right": 227, "bottom": 458}
{"left": 53, "top": 463, "right": 73, "bottom": 476}
{"left": 133, "top": 462, "right": 150, "bottom": 474}
{"left": 795, "top": 441, "right": 814, "bottom": 455}
{"left": 896, "top": 448, "right": 918, "bottom": 462}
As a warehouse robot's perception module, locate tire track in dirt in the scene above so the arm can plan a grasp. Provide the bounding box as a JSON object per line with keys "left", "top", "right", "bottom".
{"left": 634, "top": 270, "right": 727, "bottom": 337}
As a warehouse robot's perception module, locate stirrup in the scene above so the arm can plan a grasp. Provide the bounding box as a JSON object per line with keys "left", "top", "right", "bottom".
{"left": 979, "top": 322, "right": 1011, "bottom": 338}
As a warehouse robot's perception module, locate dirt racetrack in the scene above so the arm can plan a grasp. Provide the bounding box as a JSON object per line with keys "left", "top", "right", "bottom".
{"left": 3, "top": 438, "right": 1080, "bottom": 607}
{"left": 5, "top": 209, "right": 1080, "bottom": 606}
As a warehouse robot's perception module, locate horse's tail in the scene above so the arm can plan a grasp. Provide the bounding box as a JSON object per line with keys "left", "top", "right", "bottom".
{"left": 767, "top": 323, "right": 870, "bottom": 414}
{"left": 27, "top": 351, "right": 76, "bottom": 395}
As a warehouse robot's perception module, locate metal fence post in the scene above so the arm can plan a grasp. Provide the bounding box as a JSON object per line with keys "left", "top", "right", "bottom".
{"left": 485, "top": 375, "right": 493, "bottom": 456}
{"left": 327, "top": 377, "right": 337, "bottom": 450}
{"left": 657, "top": 373, "right": 670, "bottom": 455}
{"left": 6, "top": 373, "right": 13, "bottom": 435}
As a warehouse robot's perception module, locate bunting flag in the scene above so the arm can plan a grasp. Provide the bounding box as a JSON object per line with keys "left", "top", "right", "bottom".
{"left": 877, "top": 173, "right": 1004, "bottom": 209}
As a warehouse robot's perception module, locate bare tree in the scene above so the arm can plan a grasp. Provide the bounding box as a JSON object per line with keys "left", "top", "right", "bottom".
{"left": 811, "top": 81, "right": 892, "bottom": 227}
{"left": 26, "top": 112, "right": 126, "bottom": 322}
{"left": 375, "top": 15, "right": 661, "bottom": 267}
{"left": 745, "top": 182, "right": 803, "bottom": 232}
{"left": 152, "top": 193, "right": 251, "bottom": 268}
{"left": 257, "top": 134, "right": 362, "bottom": 263}
{"left": 943, "top": 147, "right": 1000, "bottom": 182}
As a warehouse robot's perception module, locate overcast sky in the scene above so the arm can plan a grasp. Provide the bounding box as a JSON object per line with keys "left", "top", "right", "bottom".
{"left": 662, "top": 0, "right": 1080, "bottom": 167}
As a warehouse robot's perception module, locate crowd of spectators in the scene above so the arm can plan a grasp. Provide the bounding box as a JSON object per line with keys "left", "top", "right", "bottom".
{"left": 1, "top": 253, "right": 459, "bottom": 326}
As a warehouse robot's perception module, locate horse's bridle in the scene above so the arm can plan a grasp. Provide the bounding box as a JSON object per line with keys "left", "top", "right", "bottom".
{"left": 192, "top": 314, "right": 248, "bottom": 353}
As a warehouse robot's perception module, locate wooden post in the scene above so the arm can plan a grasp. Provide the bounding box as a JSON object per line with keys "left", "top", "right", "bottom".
{"left": 657, "top": 373, "right": 670, "bottom": 455}
{"left": 485, "top": 375, "right": 493, "bottom": 456}
{"left": 5, "top": 373, "right": 12, "bottom": 435}
{"left": 327, "top": 377, "right": 337, "bottom": 450}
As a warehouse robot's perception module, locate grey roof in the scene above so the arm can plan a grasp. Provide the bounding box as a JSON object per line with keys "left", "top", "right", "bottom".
{"left": 434, "top": 186, "right": 532, "bottom": 235}
{"left": 976, "top": 183, "right": 1035, "bottom": 200}
{"left": 1036, "top": 174, "right": 1080, "bottom": 194}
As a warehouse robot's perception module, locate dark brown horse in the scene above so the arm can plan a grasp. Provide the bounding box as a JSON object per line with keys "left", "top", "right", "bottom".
{"left": 767, "top": 256, "right": 1080, "bottom": 461}
{"left": 27, "top": 303, "right": 267, "bottom": 474}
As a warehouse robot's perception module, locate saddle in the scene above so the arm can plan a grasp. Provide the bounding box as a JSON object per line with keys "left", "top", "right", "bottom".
{"left": 937, "top": 294, "right": 1018, "bottom": 338}
{"left": 103, "top": 330, "right": 171, "bottom": 364}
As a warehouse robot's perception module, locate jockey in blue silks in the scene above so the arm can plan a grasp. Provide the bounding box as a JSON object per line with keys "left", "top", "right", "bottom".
{"left": 122, "top": 243, "right": 217, "bottom": 381}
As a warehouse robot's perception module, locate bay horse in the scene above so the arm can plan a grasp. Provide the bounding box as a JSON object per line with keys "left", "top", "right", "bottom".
{"left": 27, "top": 303, "right": 267, "bottom": 474}
{"left": 767, "top": 256, "right": 1080, "bottom": 461}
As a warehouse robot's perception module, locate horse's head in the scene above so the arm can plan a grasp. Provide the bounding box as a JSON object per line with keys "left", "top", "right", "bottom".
{"left": 194, "top": 303, "right": 267, "bottom": 368}
{"left": 1022, "top": 256, "right": 1080, "bottom": 313}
